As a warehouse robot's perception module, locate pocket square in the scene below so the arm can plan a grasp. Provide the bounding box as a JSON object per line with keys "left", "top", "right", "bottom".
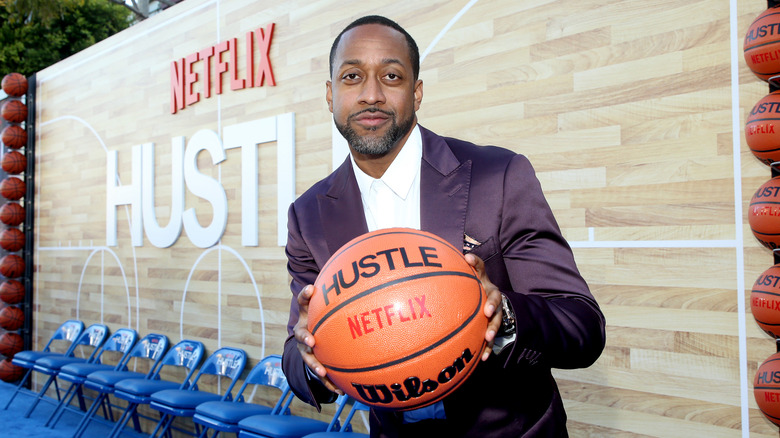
{"left": 463, "top": 233, "right": 482, "bottom": 252}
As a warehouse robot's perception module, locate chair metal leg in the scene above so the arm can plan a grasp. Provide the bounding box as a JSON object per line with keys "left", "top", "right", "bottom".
{"left": 108, "top": 402, "right": 137, "bottom": 438}
{"left": 23, "top": 374, "right": 56, "bottom": 418}
{"left": 71, "top": 392, "right": 106, "bottom": 438}
{"left": 2, "top": 368, "right": 32, "bottom": 410}
{"left": 44, "top": 382, "right": 78, "bottom": 427}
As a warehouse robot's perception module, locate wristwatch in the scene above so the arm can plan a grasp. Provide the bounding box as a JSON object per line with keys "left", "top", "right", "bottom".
{"left": 497, "top": 293, "right": 516, "bottom": 336}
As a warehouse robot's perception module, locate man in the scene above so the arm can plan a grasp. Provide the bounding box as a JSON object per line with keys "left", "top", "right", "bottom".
{"left": 282, "top": 15, "right": 606, "bottom": 437}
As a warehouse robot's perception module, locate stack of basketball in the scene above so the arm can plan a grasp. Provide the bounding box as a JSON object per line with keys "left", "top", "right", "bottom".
{"left": 0, "top": 72, "right": 28, "bottom": 382}
{"left": 745, "top": 6, "right": 780, "bottom": 429}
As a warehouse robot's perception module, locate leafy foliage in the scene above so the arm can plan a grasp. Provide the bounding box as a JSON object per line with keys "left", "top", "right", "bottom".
{"left": 0, "top": 0, "right": 132, "bottom": 76}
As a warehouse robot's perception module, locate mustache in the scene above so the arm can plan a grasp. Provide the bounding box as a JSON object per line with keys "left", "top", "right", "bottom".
{"left": 348, "top": 108, "right": 394, "bottom": 119}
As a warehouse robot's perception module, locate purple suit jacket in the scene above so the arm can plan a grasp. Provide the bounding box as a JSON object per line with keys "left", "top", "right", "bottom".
{"left": 282, "top": 126, "right": 606, "bottom": 437}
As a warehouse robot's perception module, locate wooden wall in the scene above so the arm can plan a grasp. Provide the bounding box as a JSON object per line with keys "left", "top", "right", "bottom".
{"left": 25, "top": 0, "right": 778, "bottom": 435}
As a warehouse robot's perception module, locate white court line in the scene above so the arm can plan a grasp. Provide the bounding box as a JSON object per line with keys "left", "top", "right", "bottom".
{"left": 729, "top": 0, "right": 749, "bottom": 435}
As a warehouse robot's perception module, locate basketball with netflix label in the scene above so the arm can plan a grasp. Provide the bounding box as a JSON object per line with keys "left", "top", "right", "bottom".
{"left": 308, "top": 228, "right": 488, "bottom": 410}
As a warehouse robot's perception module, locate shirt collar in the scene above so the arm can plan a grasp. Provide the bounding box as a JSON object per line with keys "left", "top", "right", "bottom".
{"left": 351, "top": 124, "right": 422, "bottom": 200}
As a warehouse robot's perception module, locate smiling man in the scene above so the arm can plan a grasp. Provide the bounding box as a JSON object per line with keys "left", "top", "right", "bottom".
{"left": 281, "top": 15, "right": 606, "bottom": 437}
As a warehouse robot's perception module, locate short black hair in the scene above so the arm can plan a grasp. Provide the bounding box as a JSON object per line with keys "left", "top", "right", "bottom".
{"left": 329, "top": 15, "right": 420, "bottom": 81}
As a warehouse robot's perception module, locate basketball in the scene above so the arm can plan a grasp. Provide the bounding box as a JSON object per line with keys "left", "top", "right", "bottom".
{"left": 0, "top": 228, "right": 24, "bottom": 253}
{"left": 1, "top": 73, "right": 27, "bottom": 97}
{"left": 751, "top": 264, "right": 780, "bottom": 337}
{"left": 1, "top": 100, "right": 26, "bottom": 124}
{"left": 756, "top": 352, "right": 780, "bottom": 426}
{"left": 0, "top": 332, "right": 23, "bottom": 357}
{"left": 750, "top": 177, "right": 780, "bottom": 250}
{"left": 0, "top": 358, "right": 23, "bottom": 382}
{"left": 0, "top": 177, "right": 25, "bottom": 200}
{"left": 308, "top": 228, "right": 487, "bottom": 410}
{"left": 747, "top": 91, "right": 780, "bottom": 165}
{"left": 1, "top": 151, "right": 26, "bottom": 175}
{"left": 745, "top": 8, "right": 780, "bottom": 81}
{"left": 1, "top": 125, "right": 26, "bottom": 149}
{"left": 0, "top": 305, "right": 23, "bottom": 331}
{"left": 0, "top": 202, "right": 24, "bottom": 226}
{"left": 0, "top": 254, "right": 24, "bottom": 278}
{"left": 0, "top": 279, "right": 24, "bottom": 304}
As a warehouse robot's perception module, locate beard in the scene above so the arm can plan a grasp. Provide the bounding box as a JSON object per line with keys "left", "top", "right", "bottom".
{"left": 335, "top": 108, "right": 415, "bottom": 156}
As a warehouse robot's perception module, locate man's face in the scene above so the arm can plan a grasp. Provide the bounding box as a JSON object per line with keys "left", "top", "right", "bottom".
{"left": 327, "top": 24, "right": 423, "bottom": 156}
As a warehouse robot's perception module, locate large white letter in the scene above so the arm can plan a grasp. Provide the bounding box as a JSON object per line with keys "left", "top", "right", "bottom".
{"left": 182, "top": 129, "right": 228, "bottom": 248}
{"left": 142, "top": 139, "right": 185, "bottom": 248}
{"left": 106, "top": 147, "right": 142, "bottom": 247}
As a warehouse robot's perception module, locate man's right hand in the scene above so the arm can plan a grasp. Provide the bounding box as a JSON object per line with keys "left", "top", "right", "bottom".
{"left": 293, "top": 284, "right": 344, "bottom": 395}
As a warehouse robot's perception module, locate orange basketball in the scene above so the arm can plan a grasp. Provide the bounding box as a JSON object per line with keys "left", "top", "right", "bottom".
{"left": 0, "top": 305, "right": 23, "bottom": 331}
{"left": 0, "top": 202, "right": 24, "bottom": 226}
{"left": 1, "top": 100, "right": 26, "bottom": 124}
{"left": 0, "top": 176, "right": 25, "bottom": 200}
{"left": 751, "top": 265, "right": 780, "bottom": 337}
{"left": 308, "top": 228, "right": 487, "bottom": 410}
{"left": 745, "top": 8, "right": 780, "bottom": 81}
{"left": 0, "top": 279, "right": 24, "bottom": 305}
{"left": 1, "top": 125, "right": 26, "bottom": 149}
{"left": 1, "top": 151, "right": 26, "bottom": 175}
{"left": 756, "top": 352, "right": 780, "bottom": 426}
{"left": 749, "top": 177, "right": 780, "bottom": 250}
{"left": 747, "top": 91, "right": 780, "bottom": 165}
{"left": 1, "top": 73, "right": 27, "bottom": 97}
{"left": 0, "top": 228, "right": 24, "bottom": 252}
{"left": 0, "top": 357, "right": 24, "bottom": 382}
{"left": 0, "top": 254, "right": 24, "bottom": 278}
{"left": 0, "top": 332, "right": 23, "bottom": 357}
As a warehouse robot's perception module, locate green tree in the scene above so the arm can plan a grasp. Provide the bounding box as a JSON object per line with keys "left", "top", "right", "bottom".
{"left": 0, "top": 0, "right": 132, "bottom": 76}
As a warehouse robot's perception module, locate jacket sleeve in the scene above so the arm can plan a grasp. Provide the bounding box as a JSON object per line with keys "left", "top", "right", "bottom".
{"left": 496, "top": 154, "right": 606, "bottom": 370}
{"left": 281, "top": 202, "right": 338, "bottom": 410}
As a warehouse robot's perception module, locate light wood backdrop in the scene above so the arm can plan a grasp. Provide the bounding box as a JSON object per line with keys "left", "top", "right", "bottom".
{"left": 22, "top": 0, "right": 779, "bottom": 435}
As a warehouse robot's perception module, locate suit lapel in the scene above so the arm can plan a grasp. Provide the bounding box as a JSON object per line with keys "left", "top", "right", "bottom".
{"left": 317, "top": 158, "right": 369, "bottom": 256}
{"left": 419, "top": 127, "right": 471, "bottom": 252}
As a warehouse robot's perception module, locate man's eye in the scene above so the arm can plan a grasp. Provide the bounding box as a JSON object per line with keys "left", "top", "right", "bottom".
{"left": 386, "top": 73, "right": 399, "bottom": 80}
{"left": 343, "top": 73, "right": 359, "bottom": 80}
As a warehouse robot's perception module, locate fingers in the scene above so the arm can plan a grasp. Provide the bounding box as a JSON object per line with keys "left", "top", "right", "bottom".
{"left": 482, "top": 289, "right": 503, "bottom": 361}
{"left": 294, "top": 284, "right": 344, "bottom": 395}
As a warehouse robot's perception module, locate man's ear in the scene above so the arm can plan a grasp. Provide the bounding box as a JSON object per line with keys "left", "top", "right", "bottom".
{"left": 413, "top": 79, "right": 423, "bottom": 112}
{"left": 326, "top": 80, "right": 333, "bottom": 113}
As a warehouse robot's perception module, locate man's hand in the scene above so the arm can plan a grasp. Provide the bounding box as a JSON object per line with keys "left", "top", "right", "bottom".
{"left": 464, "top": 253, "right": 503, "bottom": 361}
{"left": 293, "top": 284, "right": 344, "bottom": 395}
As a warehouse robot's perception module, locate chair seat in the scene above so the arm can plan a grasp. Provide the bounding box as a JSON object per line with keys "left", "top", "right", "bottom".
{"left": 32, "top": 356, "right": 88, "bottom": 374}
{"left": 114, "top": 379, "right": 182, "bottom": 402}
{"left": 12, "top": 351, "right": 64, "bottom": 368}
{"left": 151, "top": 389, "right": 222, "bottom": 411}
{"left": 58, "top": 363, "right": 117, "bottom": 383}
{"left": 83, "top": 370, "right": 146, "bottom": 392}
{"left": 239, "top": 414, "right": 330, "bottom": 438}
{"left": 195, "top": 401, "right": 273, "bottom": 424}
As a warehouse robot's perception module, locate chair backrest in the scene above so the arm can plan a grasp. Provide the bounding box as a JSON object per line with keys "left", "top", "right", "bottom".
{"left": 191, "top": 347, "right": 247, "bottom": 400}
{"left": 327, "top": 398, "right": 370, "bottom": 433}
{"left": 92, "top": 328, "right": 138, "bottom": 367}
{"left": 70, "top": 323, "right": 109, "bottom": 361}
{"left": 117, "top": 333, "right": 169, "bottom": 376}
{"left": 151, "top": 339, "right": 205, "bottom": 388}
{"left": 234, "top": 355, "right": 293, "bottom": 414}
{"left": 43, "top": 320, "right": 84, "bottom": 354}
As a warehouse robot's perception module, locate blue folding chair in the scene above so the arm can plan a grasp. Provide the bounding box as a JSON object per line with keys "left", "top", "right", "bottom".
{"left": 193, "top": 355, "right": 294, "bottom": 437}
{"left": 148, "top": 347, "right": 248, "bottom": 438}
{"left": 237, "top": 394, "right": 351, "bottom": 438}
{"left": 19, "top": 323, "right": 109, "bottom": 418}
{"left": 301, "top": 399, "right": 370, "bottom": 438}
{"left": 2, "top": 319, "right": 85, "bottom": 411}
{"left": 69, "top": 333, "right": 170, "bottom": 438}
{"left": 44, "top": 328, "right": 138, "bottom": 429}
{"left": 108, "top": 339, "right": 205, "bottom": 438}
